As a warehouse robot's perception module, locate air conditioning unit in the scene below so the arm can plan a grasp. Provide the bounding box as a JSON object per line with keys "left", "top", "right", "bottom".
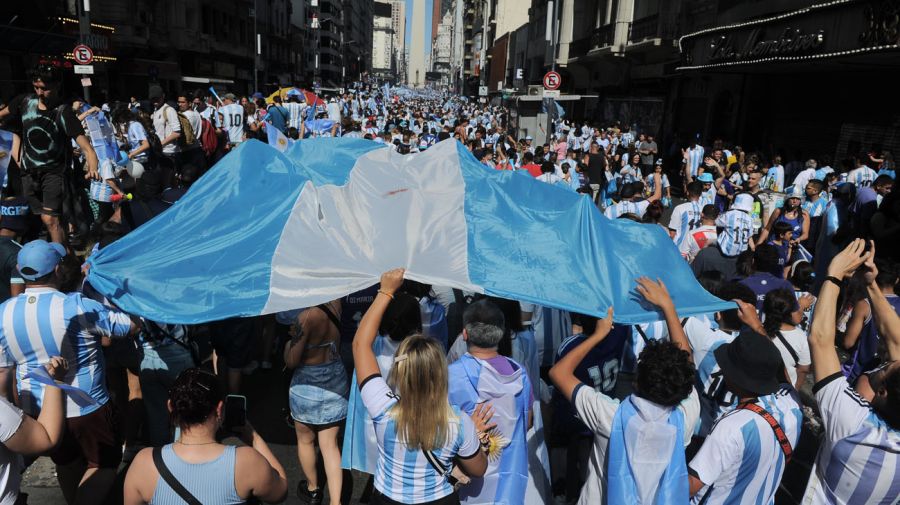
{"left": 527, "top": 85, "right": 543, "bottom": 96}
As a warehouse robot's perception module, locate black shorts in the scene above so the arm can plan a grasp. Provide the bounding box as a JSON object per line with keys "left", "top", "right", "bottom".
{"left": 22, "top": 169, "right": 64, "bottom": 216}
{"left": 51, "top": 402, "right": 122, "bottom": 469}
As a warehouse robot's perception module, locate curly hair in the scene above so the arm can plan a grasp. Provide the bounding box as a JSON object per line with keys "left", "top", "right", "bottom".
{"left": 169, "top": 368, "right": 223, "bottom": 429}
{"left": 635, "top": 340, "right": 695, "bottom": 407}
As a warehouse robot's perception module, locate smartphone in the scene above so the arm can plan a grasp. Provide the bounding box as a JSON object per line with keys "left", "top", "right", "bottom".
{"left": 223, "top": 395, "right": 247, "bottom": 433}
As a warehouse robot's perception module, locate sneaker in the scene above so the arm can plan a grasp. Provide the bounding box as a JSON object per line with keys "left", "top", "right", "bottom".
{"left": 261, "top": 360, "right": 273, "bottom": 370}
{"left": 242, "top": 360, "right": 259, "bottom": 375}
{"left": 297, "top": 480, "right": 323, "bottom": 505}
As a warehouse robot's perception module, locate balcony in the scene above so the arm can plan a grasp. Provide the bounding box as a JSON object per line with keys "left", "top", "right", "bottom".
{"left": 628, "top": 14, "right": 676, "bottom": 44}
{"left": 592, "top": 24, "right": 614, "bottom": 49}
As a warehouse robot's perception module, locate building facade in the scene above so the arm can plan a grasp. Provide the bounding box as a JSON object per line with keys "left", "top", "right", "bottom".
{"left": 372, "top": 1, "right": 395, "bottom": 79}
{"left": 407, "top": 0, "right": 427, "bottom": 86}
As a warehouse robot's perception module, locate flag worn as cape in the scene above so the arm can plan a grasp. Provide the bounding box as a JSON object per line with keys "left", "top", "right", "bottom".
{"left": 85, "top": 138, "right": 734, "bottom": 324}
{"left": 448, "top": 354, "right": 531, "bottom": 505}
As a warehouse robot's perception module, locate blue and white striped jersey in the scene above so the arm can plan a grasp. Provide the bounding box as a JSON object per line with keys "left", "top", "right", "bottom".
{"left": 700, "top": 186, "right": 717, "bottom": 207}
{"left": 683, "top": 319, "right": 739, "bottom": 437}
{"left": 88, "top": 159, "right": 117, "bottom": 203}
{"left": 686, "top": 146, "right": 705, "bottom": 178}
{"left": 669, "top": 200, "right": 704, "bottom": 250}
{"left": 802, "top": 197, "right": 829, "bottom": 218}
{"left": 0, "top": 287, "right": 133, "bottom": 417}
{"left": 604, "top": 200, "right": 651, "bottom": 219}
{"left": 361, "top": 375, "right": 480, "bottom": 504}
{"left": 802, "top": 373, "right": 900, "bottom": 505}
{"left": 521, "top": 302, "right": 572, "bottom": 367}
{"left": 284, "top": 102, "right": 304, "bottom": 130}
{"left": 847, "top": 166, "right": 877, "bottom": 188}
{"left": 690, "top": 387, "right": 803, "bottom": 505}
{"left": 715, "top": 210, "right": 754, "bottom": 257}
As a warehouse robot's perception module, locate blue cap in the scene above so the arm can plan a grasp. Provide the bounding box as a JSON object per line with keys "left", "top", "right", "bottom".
{"left": 697, "top": 173, "right": 714, "bottom": 183}
{"left": 17, "top": 240, "right": 66, "bottom": 281}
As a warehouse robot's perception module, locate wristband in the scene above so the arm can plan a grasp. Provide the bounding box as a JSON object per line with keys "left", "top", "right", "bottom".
{"left": 824, "top": 275, "right": 842, "bottom": 287}
{"left": 377, "top": 290, "right": 394, "bottom": 300}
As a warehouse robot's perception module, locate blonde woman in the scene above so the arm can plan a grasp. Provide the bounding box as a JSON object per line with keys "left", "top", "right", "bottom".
{"left": 352, "top": 269, "right": 491, "bottom": 505}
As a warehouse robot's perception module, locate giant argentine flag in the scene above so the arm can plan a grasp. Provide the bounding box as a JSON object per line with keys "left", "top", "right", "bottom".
{"left": 86, "top": 138, "right": 732, "bottom": 324}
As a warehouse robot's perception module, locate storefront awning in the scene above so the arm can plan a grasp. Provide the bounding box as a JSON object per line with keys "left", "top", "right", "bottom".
{"left": 677, "top": 0, "right": 900, "bottom": 72}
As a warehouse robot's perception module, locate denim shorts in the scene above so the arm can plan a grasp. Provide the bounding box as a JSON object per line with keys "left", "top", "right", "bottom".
{"left": 289, "top": 360, "right": 349, "bottom": 425}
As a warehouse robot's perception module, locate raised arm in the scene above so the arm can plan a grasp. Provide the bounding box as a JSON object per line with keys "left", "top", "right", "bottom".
{"left": 353, "top": 269, "right": 404, "bottom": 384}
{"left": 809, "top": 239, "right": 871, "bottom": 382}
{"left": 635, "top": 277, "right": 691, "bottom": 356}
{"left": 863, "top": 244, "right": 900, "bottom": 359}
{"left": 548, "top": 307, "right": 614, "bottom": 402}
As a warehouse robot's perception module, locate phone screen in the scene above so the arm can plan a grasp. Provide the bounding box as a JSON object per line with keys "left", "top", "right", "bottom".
{"left": 224, "top": 395, "right": 247, "bottom": 432}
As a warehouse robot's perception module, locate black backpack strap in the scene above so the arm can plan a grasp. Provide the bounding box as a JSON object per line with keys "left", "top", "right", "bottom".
{"left": 152, "top": 447, "right": 203, "bottom": 505}
{"left": 681, "top": 317, "right": 689, "bottom": 327}
{"left": 634, "top": 325, "right": 650, "bottom": 344}
{"left": 774, "top": 330, "right": 800, "bottom": 364}
{"left": 317, "top": 303, "right": 341, "bottom": 332}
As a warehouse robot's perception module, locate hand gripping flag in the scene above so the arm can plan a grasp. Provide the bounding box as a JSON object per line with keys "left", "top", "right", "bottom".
{"left": 86, "top": 138, "right": 733, "bottom": 324}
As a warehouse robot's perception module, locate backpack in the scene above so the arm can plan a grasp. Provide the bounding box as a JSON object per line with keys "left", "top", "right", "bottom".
{"left": 141, "top": 320, "right": 208, "bottom": 366}
{"left": 162, "top": 105, "right": 197, "bottom": 148}
{"left": 198, "top": 117, "right": 218, "bottom": 157}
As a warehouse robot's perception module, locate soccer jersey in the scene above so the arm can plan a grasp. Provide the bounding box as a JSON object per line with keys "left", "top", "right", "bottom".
{"left": 684, "top": 225, "right": 718, "bottom": 261}
{"left": 847, "top": 166, "right": 877, "bottom": 188}
{"left": 685, "top": 146, "right": 705, "bottom": 178}
{"left": 360, "top": 375, "right": 480, "bottom": 504}
{"left": 521, "top": 303, "right": 571, "bottom": 367}
{"left": 552, "top": 329, "right": 628, "bottom": 436}
{"left": 284, "top": 102, "right": 304, "bottom": 130}
{"left": 0, "top": 287, "right": 133, "bottom": 417}
{"left": 715, "top": 210, "right": 754, "bottom": 257}
{"left": 802, "top": 373, "right": 900, "bottom": 505}
{"left": 802, "top": 197, "right": 828, "bottom": 218}
{"left": 219, "top": 103, "right": 245, "bottom": 144}
{"left": 124, "top": 121, "right": 149, "bottom": 162}
{"left": 684, "top": 320, "right": 739, "bottom": 437}
{"left": 604, "top": 200, "right": 651, "bottom": 219}
{"left": 669, "top": 200, "right": 704, "bottom": 250}
{"left": 690, "top": 387, "right": 803, "bottom": 505}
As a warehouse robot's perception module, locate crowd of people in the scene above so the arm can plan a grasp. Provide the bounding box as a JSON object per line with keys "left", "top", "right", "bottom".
{"left": 0, "top": 61, "right": 895, "bottom": 505}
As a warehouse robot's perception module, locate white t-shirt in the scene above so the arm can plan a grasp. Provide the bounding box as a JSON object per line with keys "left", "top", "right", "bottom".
{"left": 151, "top": 104, "right": 182, "bottom": 155}
{"left": 573, "top": 385, "right": 700, "bottom": 505}
{"left": 690, "top": 388, "right": 803, "bottom": 505}
{"left": 771, "top": 327, "right": 811, "bottom": 386}
{"left": 219, "top": 103, "right": 245, "bottom": 144}
{"left": 792, "top": 168, "right": 817, "bottom": 192}
{"left": 125, "top": 121, "right": 149, "bottom": 162}
{"left": 0, "top": 397, "right": 24, "bottom": 505}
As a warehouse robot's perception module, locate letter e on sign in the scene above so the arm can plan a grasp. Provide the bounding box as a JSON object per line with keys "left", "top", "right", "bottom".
{"left": 543, "top": 71, "right": 561, "bottom": 91}
{"left": 73, "top": 44, "right": 94, "bottom": 65}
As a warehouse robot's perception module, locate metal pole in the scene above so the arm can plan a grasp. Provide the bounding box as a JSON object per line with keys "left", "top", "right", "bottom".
{"left": 253, "top": 0, "right": 258, "bottom": 93}
{"left": 550, "top": 0, "right": 558, "bottom": 72}
{"left": 77, "top": 0, "right": 91, "bottom": 102}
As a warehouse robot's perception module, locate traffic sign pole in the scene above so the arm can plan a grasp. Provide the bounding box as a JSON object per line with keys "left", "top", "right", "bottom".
{"left": 76, "top": 1, "right": 92, "bottom": 102}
